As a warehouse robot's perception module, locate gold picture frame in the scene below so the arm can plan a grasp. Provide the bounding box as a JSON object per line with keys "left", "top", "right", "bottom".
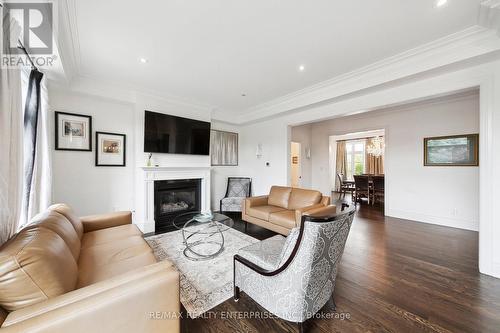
{"left": 423, "top": 134, "right": 479, "bottom": 166}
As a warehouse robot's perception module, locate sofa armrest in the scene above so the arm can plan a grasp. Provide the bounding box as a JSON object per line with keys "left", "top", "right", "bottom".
{"left": 245, "top": 195, "right": 269, "bottom": 208}
{"left": 80, "top": 211, "right": 132, "bottom": 232}
{"left": 303, "top": 204, "right": 338, "bottom": 218}
{"left": 1, "top": 262, "right": 180, "bottom": 333}
{"left": 242, "top": 195, "right": 268, "bottom": 217}
{"left": 321, "top": 195, "right": 331, "bottom": 206}
{"left": 294, "top": 203, "right": 335, "bottom": 226}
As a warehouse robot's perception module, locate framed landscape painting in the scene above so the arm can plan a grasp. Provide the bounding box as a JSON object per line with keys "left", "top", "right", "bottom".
{"left": 95, "top": 132, "right": 126, "bottom": 166}
{"left": 55, "top": 111, "right": 92, "bottom": 151}
{"left": 424, "top": 134, "right": 479, "bottom": 166}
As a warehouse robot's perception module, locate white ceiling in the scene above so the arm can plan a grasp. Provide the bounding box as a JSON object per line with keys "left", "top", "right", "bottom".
{"left": 71, "top": 0, "right": 482, "bottom": 114}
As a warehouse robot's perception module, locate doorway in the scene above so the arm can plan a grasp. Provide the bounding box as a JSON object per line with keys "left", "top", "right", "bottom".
{"left": 290, "top": 142, "right": 301, "bottom": 187}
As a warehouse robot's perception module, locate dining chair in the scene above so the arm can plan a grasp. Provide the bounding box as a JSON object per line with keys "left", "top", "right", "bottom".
{"left": 371, "top": 176, "right": 385, "bottom": 206}
{"left": 353, "top": 175, "right": 370, "bottom": 204}
{"left": 337, "top": 173, "right": 355, "bottom": 200}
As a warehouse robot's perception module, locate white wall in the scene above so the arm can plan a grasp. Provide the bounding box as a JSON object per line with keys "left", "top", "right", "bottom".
{"left": 291, "top": 124, "right": 312, "bottom": 188}
{"left": 132, "top": 93, "right": 212, "bottom": 227}
{"left": 237, "top": 119, "right": 290, "bottom": 196}
{"left": 308, "top": 92, "right": 480, "bottom": 231}
{"left": 49, "top": 89, "right": 135, "bottom": 216}
{"left": 210, "top": 121, "right": 242, "bottom": 210}
{"left": 49, "top": 89, "right": 213, "bottom": 220}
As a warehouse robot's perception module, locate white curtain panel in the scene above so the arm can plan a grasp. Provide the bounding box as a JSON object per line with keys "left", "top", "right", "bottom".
{"left": 0, "top": 16, "right": 23, "bottom": 244}
{"left": 210, "top": 130, "right": 238, "bottom": 166}
{"left": 20, "top": 73, "right": 52, "bottom": 225}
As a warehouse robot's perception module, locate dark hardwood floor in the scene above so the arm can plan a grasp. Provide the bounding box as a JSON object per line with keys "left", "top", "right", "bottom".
{"left": 182, "top": 197, "right": 500, "bottom": 333}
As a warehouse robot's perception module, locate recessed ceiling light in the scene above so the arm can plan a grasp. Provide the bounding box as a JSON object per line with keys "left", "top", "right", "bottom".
{"left": 435, "top": 0, "right": 448, "bottom": 7}
{"left": 139, "top": 57, "right": 148, "bottom": 64}
{"left": 298, "top": 65, "right": 305, "bottom": 72}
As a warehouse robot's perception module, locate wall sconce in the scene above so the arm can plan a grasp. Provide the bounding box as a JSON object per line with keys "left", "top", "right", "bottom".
{"left": 256, "top": 144, "right": 263, "bottom": 158}
{"left": 305, "top": 147, "right": 311, "bottom": 159}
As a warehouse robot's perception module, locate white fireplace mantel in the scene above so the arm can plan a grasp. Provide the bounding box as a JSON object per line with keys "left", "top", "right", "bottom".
{"left": 138, "top": 166, "right": 211, "bottom": 233}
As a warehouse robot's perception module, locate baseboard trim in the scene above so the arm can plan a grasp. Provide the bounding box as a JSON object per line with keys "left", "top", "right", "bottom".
{"left": 385, "top": 209, "right": 478, "bottom": 232}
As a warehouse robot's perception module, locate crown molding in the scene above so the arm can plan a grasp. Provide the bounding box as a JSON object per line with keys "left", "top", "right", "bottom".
{"left": 50, "top": 1, "right": 500, "bottom": 125}
{"left": 227, "top": 25, "right": 500, "bottom": 124}
{"left": 321, "top": 88, "right": 479, "bottom": 124}
{"left": 49, "top": 74, "right": 216, "bottom": 114}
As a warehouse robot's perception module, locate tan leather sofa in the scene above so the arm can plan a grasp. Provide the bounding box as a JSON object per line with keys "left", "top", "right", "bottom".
{"left": 0, "top": 204, "right": 179, "bottom": 333}
{"left": 242, "top": 186, "right": 333, "bottom": 235}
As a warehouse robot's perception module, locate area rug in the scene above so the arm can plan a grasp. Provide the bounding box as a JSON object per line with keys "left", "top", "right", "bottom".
{"left": 146, "top": 225, "right": 258, "bottom": 317}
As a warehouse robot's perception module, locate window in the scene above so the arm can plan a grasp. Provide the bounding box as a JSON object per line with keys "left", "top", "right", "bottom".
{"left": 345, "top": 140, "right": 365, "bottom": 180}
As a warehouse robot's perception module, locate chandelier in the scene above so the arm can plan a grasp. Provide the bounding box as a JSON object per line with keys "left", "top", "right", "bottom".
{"left": 366, "top": 136, "right": 385, "bottom": 157}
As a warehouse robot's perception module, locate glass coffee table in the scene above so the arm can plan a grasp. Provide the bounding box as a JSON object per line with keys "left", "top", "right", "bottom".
{"left": 172, "top": 211, "right": 234, "bottom": 261}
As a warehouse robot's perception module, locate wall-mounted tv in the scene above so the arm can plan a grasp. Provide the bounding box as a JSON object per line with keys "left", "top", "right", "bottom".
{"left": 144, "top": 111, "right": 211, "bottom": 155}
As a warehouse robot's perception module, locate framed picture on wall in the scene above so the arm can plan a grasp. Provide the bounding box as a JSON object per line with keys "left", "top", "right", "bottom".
{"left": 210, "top": 129, "right": 238, "bottom": 166}
{"left": 95, "top": 132, "right": 126, "bottom": 166}
{"left": 55, "top": 111, "right": 92, "bottom": 151}
{"left": 424, "top": 134, "right": 479, "bottom": 166}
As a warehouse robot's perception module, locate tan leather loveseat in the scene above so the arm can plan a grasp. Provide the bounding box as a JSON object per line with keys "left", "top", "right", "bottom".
{"left": 0, "top": 203, "right": 179, "bottom": 333}
{"left": 242, "top": 186, "right": 333, "bottom": 235}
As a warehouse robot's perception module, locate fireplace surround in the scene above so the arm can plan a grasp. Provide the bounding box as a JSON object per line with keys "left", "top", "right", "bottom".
{"left": 139, "top": 166, "right": 211, "bottom": 234}
{"left": 154, "top": 179, "right": 201, "bottom": 232}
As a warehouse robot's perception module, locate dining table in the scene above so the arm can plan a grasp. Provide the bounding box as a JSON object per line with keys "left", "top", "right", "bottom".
{"left": 351, "top": 174, "right": 384, "bottom": 205}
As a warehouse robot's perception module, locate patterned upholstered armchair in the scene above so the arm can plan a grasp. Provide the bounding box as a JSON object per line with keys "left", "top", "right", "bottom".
{"left": 234, "top": 204, "right": 355, "bottom": 332}
{"left": 220, "top": 177, "right": 252, "bottom": 214}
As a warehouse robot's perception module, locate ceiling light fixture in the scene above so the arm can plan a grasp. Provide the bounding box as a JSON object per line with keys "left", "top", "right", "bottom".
{"left": 139, "top": 57, "right": 149, "bottom": 64}
{"left": 435, "top": 0, "right": 448, "bottom": 8}
{"left": 298, "top": 65, "right": 305, "bottom": 72}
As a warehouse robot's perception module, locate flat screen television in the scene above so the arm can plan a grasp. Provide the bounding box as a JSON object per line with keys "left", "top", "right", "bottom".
{"left": 144, "top": 111, "right": 211, "bottom": 155}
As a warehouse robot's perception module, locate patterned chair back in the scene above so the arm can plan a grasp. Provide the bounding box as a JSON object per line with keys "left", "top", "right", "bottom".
{"left": 226, "top": 177, "right": 252, "bottom": 198}
{"left": 272, "top": 205, "right": 355, "bottom": 321}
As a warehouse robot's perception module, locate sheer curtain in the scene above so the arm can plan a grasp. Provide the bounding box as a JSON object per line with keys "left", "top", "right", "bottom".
{"left": 335, "top": 141, "right": 347, "bottom": 190}
{"left": 0, "top": 16, "right": 23, "bottom": 244}
{"left": 19, "top": 69, "right": 52, "bottom": 226}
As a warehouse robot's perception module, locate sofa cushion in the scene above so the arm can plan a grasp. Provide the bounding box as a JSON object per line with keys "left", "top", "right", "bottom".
{"left": 48, "top": 203, "right": 84, "bottom": 239}
{"left": 77, "top": 251, "right": 160, "bottom": 288}
{"left": 268, "top": 186, "right": 292, "bottom": 209}
{"left": 246, "top": 205, "right": 287, "bottom": 221}
{"left": 78, "top": 235, "right": 151, "bottom": 268}
{"left": 288, "top": 188, "right": 322, "bottom": 210}
{"left": 77, "top": 235, "right": 156, "bottom": 288}
{"left": 269, "top": 210, "right": 297, "bottom": 229}
{"left": 0, "top": 227, "right": 78, "bottom": 311}
{"left": 29, "top": 210, "right": 81, "bottom": 261}
{"left": 237, "top": 235, "right": 287, "bottom": 271}
{"left": 81, "top": 224, "right": 142, "bottom": 249}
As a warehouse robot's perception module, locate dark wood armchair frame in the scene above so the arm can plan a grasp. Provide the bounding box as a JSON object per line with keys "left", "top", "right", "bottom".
{"left": 233, "top": 203, "right": 355, "bottom": 333}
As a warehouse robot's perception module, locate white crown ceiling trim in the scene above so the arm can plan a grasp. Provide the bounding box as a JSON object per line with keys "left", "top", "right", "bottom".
{"left": 230, "top": 25, "right": 500, "bottom": 124}
{"left": 53, "top": 1, "right": 500, "bottom": 125}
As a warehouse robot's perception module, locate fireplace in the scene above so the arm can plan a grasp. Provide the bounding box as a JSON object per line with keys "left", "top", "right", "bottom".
{"left": 154, "top": 178, "right": 201, "bottom": 232}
